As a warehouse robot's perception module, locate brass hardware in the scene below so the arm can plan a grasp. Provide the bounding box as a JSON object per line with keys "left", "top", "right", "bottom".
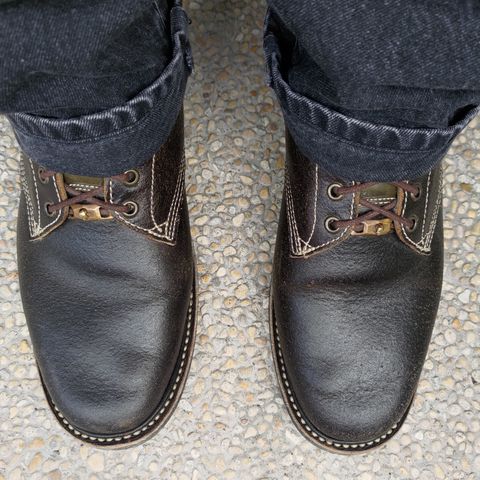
{"left": 44, "top": 202, "right": 55, "bottom": 217}
{"left": 351, "top": 218, "right": 393, "bottom": 236}
{"left": 123, "top": 169, "right": 140, "bottom": 186}
{"left": 406, "top": 214, "right": 418, "bottom": 232}
{"left": 327, "top": 183, "right": 343, "bottom": 200}
{"left": 69, "top": 204, "right": 112, "bottom": 221}
{"left": 410, "top": 184, "right": 422, "bottom": 201}
{"left": 325, "top": 216, "right": 340, "bottom": 233}
{"left": 123, "top": 201, "right": 139, "bottom": 217}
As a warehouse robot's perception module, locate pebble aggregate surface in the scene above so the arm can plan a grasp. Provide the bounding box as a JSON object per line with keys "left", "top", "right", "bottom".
{"left": 0, "top": 1, "right": 479, "bottom": 479}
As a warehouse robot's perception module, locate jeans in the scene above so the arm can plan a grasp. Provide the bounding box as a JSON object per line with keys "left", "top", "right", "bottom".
{"left": 1, "top": 0, "right": 479, "bottom": 180}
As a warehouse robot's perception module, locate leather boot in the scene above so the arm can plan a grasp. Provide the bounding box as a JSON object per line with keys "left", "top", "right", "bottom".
{"left": 271, "top": 129, "right": 443, "bottom": 453}
{"left": 16, "top": 113, "right": 196, "bottom": 447}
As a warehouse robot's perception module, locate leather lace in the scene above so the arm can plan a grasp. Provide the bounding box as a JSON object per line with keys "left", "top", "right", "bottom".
{"left": 331, "top": 182, "right": 420, "bottom": 232}
{"left": 39, "top": 169, "right": 135, "bottom": 216}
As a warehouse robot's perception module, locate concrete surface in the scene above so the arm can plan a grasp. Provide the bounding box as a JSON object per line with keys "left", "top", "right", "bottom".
{"left": 0, "top": 0, "right": 479, "bottom": 478}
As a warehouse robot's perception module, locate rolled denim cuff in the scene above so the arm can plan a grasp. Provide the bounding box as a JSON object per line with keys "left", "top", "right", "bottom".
{"left": 264, "top": 10, "right": 479, "bottom": 182}
{"left": 7, "top": 3, "right": 193, "bottom": 177}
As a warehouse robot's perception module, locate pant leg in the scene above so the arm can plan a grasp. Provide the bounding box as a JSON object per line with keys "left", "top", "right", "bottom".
{"left": 265, "top": 0, "right": 480, "bottom": 181}
{"left": 1, "top": 0, "right": 193, "bottom": 175}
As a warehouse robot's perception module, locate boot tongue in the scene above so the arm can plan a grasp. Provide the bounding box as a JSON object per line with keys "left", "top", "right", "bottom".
{"left": 358, "top": 183, "right": 398, "bottom": 214}
{"left": 63, "top": 174, "right": 103, "bottom": 192}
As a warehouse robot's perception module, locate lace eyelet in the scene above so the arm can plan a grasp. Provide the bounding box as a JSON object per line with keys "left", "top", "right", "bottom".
{"left": 44, "top": 202, "right": 55, "bottom": 217}
{"left": 123, "top": 169, "right": 140, "bottom": 186}
{"left": 406, "top": 214, "right": 418, "bottom": 232}
{"left": 327, "top": 183, "right": 343, "bottom": 201}
{"left": 410, "top": 184, "right": 422, "bottom": 201}
{"left": 325, "top": 216, "right": 340, "bottom": 233}
{"left": 123, "top": 201, "right": 138, "bottom": 217}
{"left": 38, "top": 167, "right": 49, "bottom": 184}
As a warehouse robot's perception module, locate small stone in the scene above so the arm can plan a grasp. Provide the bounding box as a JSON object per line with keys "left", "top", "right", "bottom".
{"left": 19, "top": 339, "right": 30, "bottom": 353}
{"left": 232, "top": 213, "right": 245, "bottom": 227}
{"left": 458, "top": 290, "right": 470, "bottom": 304}
{"left": 28, "top": 453, "right": 43, "bottom": 472}
{"left": 87, "top": 453, "right": 105, "bottom": 472}
{"left": 234, "top": 284, "right": 248, "bottom": 300}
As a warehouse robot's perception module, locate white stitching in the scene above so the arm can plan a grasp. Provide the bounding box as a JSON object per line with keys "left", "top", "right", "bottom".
{"left": 420, "top": 171, "right": 432, "bottom": 240}
{"left": 24, "top": 158, "right": 62, "bottom": 238}
{"left": 110, "top": 155, "right": 185, "bottom": 242}
{"left": 364, "top": 196, "right": 396, "bottom": 204}
{"left": 67, "top": 183, "right": 97, "bottom": 191}
{"left": 303, "top": 165, "right": 319, "bottom": 246}
{"left": 20, "top": 164, "right": 37, "bottom": 237}
{"left": 400, "top": 168, "right": 442, "bottom": 253}
{"left": 290, "top": 181, "right": 356, "bottom": 257}
{"left": 284, "top": 174, "right": 302, "bottom": 254}
{"left": 166, "top": 160, "right": 186, "bottom": 239}
{"left": 149, "top": 152, "right": 165, "bottom": 233}
{"left": 273, "top": 322, "right": 399, "bottom": 449}
{"left": 50, "top": 290, "right": 194, "bottom": 443}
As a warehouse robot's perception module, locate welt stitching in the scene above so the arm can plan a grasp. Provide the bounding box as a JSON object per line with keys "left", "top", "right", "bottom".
{"left": 273, "top": 322, "right": 398, "bottom": 449}
{"left": 51, "top": 291, "right": 194, "bottom": 443}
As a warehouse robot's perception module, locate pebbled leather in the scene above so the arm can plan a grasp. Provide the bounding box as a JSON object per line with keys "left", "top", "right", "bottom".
{"left": 107, "top": 116, "right": 186, "bottom": 245}
{"left": 17, "top": 113, "right": 195, "bottom": 447}
{"left": 271, "top": 129, "right": 444, "bottom": 452}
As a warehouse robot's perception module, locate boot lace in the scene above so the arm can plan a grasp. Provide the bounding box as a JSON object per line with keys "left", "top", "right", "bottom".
{"left": 328, "top": 181, "right": 420, "bottom": 233}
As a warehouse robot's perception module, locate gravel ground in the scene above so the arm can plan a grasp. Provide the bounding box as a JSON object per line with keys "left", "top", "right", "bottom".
{"left": 0, "top": 1, "right": 479, "bottom": 479}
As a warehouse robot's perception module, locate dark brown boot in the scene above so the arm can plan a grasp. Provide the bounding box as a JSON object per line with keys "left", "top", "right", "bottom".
{"left": 271, "top": 129, "right": 443, "bottom": 453}
{"left": 16, "top": 113, "right": 196, "bottom": 447}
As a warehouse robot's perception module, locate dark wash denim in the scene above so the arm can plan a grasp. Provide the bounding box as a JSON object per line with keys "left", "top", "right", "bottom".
{"left": 1, "top": 0, "right": 480, "bottom": 181}
{"left": 0, "top": 0, "right": 172, "bottom": 118}
{"left": 3, "top": 0, "right": 192, "bottom": 176}
{"left": 265, "top": 1, "right": 480, "bottom": 181}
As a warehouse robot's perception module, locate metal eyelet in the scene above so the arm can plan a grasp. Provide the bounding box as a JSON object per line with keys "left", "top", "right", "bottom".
{"left": 44, "top": 202, "right": 55, "bottom": 217}
{"left": 327, "top": 183, "right": 343, "bottom": 201}
{"left": 406, "top": 214, "right": 418, "bottom": 232}
{"left": 410, "top": 184, "right": 422, "bottom": 201}
{"left": 123, "top": 201, "right": 138, "bottom": 217}
{"left": 325, "top": 216, "right": 340, "bottom": 233}
{"left": 38, "top": 167, "right": 49, "bottom": 184}
{"left": 123, "top": 169, "right": 140, "bottom": 186}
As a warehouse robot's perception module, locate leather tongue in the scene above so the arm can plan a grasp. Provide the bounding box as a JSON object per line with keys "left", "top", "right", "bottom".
{"left": 358, "top": 183, "right": 398, "bottom": 214}
{"left": 63, "top": 174, "right": 103, "bottom": 192}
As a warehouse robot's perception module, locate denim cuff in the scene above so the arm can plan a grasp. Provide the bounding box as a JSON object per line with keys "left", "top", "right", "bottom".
{"left": 8, "top": 3, "right": 193, "bottom": 177}
{"left": 264, "top": 10, "right": 479, "bottom": 182}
